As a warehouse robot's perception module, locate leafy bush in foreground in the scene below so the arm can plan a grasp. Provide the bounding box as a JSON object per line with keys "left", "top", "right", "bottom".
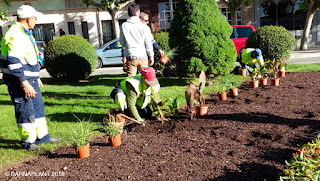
{"left": 45, "top": 35, "right": 97, "bottom": 81}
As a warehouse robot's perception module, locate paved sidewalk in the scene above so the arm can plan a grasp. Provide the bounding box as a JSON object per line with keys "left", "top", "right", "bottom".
{"left": 288, "top": 45, "right": 320, "bottom": 64}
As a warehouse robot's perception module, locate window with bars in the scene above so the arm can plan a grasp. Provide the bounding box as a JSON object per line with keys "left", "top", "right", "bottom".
{"left": 101, "top": 19, "right": 126, "bottom": 44}
{"left": 68, "top": 22, "right": 75, "bottom": 34}
{"left": 220, "top": 7, "right": 242, "bottom": 25}
{"left": 81, "top": 21, "right": 89, "bottom": 41}
{"left": 158, "top": 2, "right": 178, "bottom": 32}
{"left": 33, "top": 23, "right": 55, "bottom": 44}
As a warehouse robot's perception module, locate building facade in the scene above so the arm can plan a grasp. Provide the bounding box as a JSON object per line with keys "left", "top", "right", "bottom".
{"left": 0, "top": 0, "right": 131, "bottom": 48}
{"left": 1, "top": 0, "right": 319, "bottom": 48}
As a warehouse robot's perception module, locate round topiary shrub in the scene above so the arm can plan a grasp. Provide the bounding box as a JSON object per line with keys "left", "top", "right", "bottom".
{"left": 245, "top": 26, "right": 296, "bottom": 61}
{"left": 169, "top": 0, "right": 237, "bottom": 77}
{"left": 45, "top": 35, "right": 97, "bottom": 81}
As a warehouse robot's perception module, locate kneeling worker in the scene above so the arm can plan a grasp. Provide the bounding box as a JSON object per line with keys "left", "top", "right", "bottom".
{"left": 239, "top": 48, "right": 265, "bottom": 75}
{"left": 110, "top": 67, "right": 160, "bottom": 124}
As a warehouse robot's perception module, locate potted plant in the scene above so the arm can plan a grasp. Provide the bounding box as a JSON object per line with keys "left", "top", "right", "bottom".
{"left": 247, "top": 66, "right": 259, "bottom": 88}
{"left": 278, "top": 57, "right": 287, "bottom": 77}
{"left": 227, "top": 81, "right": 239, "bottom": 97}
{"left": 185, "top": 82, "right": 198, "bottom": 119}
{"left": 266, "top": 59, "right": 281, "bottom": 86}
{"left": 258, "top": 66, "right": 268, "bottom": 86}
{"left": 185, "top": 70, "right": 208, "bottom": 118}
{"left": 70, "top": 118, "right": 93, "bottom": 159}
{"left": 213, "top": 82, "right": 228, "bottom": 101}
{"left": 103, "top": 114, "right": 125, "bottom": 147}
{"left": 195, "top": 70, "right": 208, "bottom": 116}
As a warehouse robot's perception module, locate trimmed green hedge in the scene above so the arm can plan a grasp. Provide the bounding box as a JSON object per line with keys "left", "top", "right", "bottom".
{"left": 169, "top": 0, "right": 236, "bottom": 77}
{"left": 45, "top": 35, "right": 97, "bottom": 81}
{"left": 245, "top": 26, "right": 296, "bottom": 61}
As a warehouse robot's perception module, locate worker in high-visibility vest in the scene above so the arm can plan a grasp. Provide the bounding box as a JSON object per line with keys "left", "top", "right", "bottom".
{"left": 110, "top": 67, "right": 160, "bottom": 124}
{"left": 0, "top": 5, "right": 61, "bottom": 151}
{"left": 239, "top": 48, "right": 265, "bottom": 76}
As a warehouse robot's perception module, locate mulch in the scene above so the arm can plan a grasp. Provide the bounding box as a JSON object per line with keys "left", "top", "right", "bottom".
{"left": 1, "top": 72, "right": 319, "bottom": 181}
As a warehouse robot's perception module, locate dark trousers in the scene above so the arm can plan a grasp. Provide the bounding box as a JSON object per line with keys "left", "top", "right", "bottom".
{"left": 3, "top": 74, "right": 50, "bottom": 149}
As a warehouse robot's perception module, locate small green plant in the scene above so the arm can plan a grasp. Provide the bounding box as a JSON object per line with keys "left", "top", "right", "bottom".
{"left": 247, "top": 66, "right": 258, "bottom": 81}
{"left": 258, "top": 65, "right": 268, "bottom": 78}
{"left": 151, "top": 91, "right": 170, "bottom": 124}
{"left": 168, "top": 97, "right": 179, "bottom": 117}
{"left": 279, "top": 134, "right": 320, "bottom": 180}
{"left": 279, "top": 57, "right": 287, "bottom": 72}
{"left": 213, "top": 82, "right": 228, "bottom": 94}
{"left": 227, "top": 81, "right": 239, "bottom": 90}
{"left": 70, "top": 116, "right": 93, "bottom": 150}
{"left": 101, "top": 113, "right": 123, "bottom": 137}
{"left": 266, "top": 59, "right": 281, "bottom": 79}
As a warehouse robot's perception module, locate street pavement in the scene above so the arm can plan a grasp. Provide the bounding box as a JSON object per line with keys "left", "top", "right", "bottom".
{"left": 1, "top": 46, "right": 320, "bottom": 79}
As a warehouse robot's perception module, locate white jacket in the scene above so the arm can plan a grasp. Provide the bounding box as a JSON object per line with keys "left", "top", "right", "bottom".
{"left": 120, "top": 16, "right": 154, "bottom": 60}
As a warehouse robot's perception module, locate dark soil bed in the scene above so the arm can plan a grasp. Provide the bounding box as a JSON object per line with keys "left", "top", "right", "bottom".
{"left": 1, "top": 72, "right": 320, "bottom": 181}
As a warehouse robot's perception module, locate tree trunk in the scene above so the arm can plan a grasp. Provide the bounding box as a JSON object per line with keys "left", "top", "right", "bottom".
{"left": 300, "top": 9, "right": 315, "bottom": 50}
{"left": 111, "top": 9, "right": 120, "bottom": 39}
{"left": 230, "top": 13, "right": 237, "bottom": 25}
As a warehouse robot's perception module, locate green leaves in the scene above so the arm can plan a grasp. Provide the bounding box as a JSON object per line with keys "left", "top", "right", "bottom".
{"left": 280, "top": 136, "right": 320, "bottom": 180}
{"left": 169, "top": 0, "right": 236, "bottom": 77}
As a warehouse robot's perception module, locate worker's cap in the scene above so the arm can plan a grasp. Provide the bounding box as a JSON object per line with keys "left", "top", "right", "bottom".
{"left": 17, "top": 5, "right": 43, "bottom": 18}
{"left": 140, "top": 67, "right": 159, "bottom": 87}
{"left": 252, "top": 48, "right": 262, "bottom": 59}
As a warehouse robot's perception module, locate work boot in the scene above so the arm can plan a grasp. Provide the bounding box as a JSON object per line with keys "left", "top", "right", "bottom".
{"left": 27, "top": 144, "right": 41, "bottom": 151}
{"left": 49, "top": 137, "right": 62, "bottom": 144}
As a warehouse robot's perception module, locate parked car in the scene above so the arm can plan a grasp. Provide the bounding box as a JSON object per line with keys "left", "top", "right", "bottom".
{"left": 230, "top": 25, "right": 255, "bottom": 55}
{"left": 95, "top": 39, "right": 123, "bottom": 69}
{"left": 36, "top": 41, "right": 46, "bottom": 66}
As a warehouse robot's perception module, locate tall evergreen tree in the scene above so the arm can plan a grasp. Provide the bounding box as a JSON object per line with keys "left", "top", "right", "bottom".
{"left": 169, "top": 0, "right": 236, "bottom": 77}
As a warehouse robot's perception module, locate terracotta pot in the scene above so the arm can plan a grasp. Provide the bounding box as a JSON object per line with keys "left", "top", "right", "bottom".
{"left": 196, "top": 105, "right": 208, "bottom": 116}
{"left": 218, "top": 92, "right": 227, "bottom": 101}
{"left": 160, "top": 55, "right": 169, "bottom": 65}
{"left": 259, "top": 78, "right": 268, "bottom": 86}
{"left": 279, "top": 71, "right": 286, "bottom": 77}
{"left": 108, "top": 134, "right": 122, "bottom": 147}
{"left": 271, "top": 78, "right": 280, "bottom": 86}
{"left": 229, "top": 88, "right": 239, "bottom": 97}
{"left": 240, "top": 69, "right": 247, "bottom": 76}
{"left": 76, "top": 143, "right": 90, "bottom": 159}
{"left": 250, "top": 80, "right": 259, "bottom": 88}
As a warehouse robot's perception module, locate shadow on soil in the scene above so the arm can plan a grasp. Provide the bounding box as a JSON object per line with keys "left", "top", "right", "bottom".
{"left": 205, "top": 112, "right": 320, "bottom": 129}
{"left": 208, "top": 162, "right": 281, "bottom": 181}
